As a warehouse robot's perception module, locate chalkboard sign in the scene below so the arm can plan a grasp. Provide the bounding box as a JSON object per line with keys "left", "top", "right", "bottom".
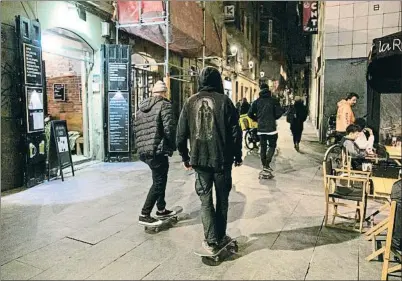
{"left": 108, "top": 91, "right": 129, "bottom": 152}
{"left": 48, "top": 120, "right": 74, "bottom": 181}
{"left": 53, "top": 84, "right": 66, "bottom": 101}
{"left": 23, "top": 43, "right": 42, "bottom": 85}
{"left": 108, "top": 62, "right": 129, "bottom": 91}
{"left": 26, "top": 86, "right": 44, "bottom": 133}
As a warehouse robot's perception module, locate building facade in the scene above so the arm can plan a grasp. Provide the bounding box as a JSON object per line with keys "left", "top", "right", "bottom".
{"left": 308, "top": 1, "right": 402, "bottom": 140}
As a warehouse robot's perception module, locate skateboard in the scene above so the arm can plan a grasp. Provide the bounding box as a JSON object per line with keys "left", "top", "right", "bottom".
{"left": 258, "top": 170, "right": 274, "bottom": 179}
{"left": 143, "top": 206, "right": 183, "bottom": 233}
{"left": 194, "top": 238, "right": 238, "bottom": 263}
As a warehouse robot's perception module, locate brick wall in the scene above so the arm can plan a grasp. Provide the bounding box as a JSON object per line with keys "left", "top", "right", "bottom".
{"left": 43, "top": 52, "right": 81, "bottom": 77}
{"left": 46, "top": 76, "right": 83, "bottom": 132}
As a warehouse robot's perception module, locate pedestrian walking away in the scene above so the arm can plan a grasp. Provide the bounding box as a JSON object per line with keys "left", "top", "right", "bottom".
{"left": 239, "top": 97, "right": 251, "bottom": 115}
{"left": 176, "top": 66, "right": 243, "bottom": 255}
{"left": 287, "top": 96, "right": 308, "bottom": 152}
{"left": 248, "top": 83, "right": 283, "bottom": 175}
{"left": 134, "top": 80, "right": 177, "bottom": 227}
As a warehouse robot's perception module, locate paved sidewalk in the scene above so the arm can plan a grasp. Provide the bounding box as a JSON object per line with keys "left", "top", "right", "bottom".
{"left": 1, "top": 118, "right": 398, "bottom": 280}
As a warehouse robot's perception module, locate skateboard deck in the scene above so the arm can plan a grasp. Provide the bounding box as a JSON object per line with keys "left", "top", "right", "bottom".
{"left": 143, "top": 206, "right": 183, "bottom": 233}
{"left": 258, "top": 170, "right": 274, "bottom": 179}
{"left": 194, "top": 238, "right": 238, "bottom": 263}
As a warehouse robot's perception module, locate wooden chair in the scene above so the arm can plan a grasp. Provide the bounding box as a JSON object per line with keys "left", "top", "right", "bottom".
{"left": 323, "top": 158, "right": 371, "bottom": 232}
{"left": 365, "top": 180, "right": 402, "bottom": 280}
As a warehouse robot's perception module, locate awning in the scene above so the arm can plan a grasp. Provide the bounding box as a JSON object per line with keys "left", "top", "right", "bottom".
{"left": 117, "top": 1, "right": 222, "bottom": 58}
{"left": 367, "top": 31, "right": 402, "bottom": 93}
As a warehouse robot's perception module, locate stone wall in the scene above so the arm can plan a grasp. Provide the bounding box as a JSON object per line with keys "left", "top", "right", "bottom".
{"left": 322, "top": 58, "right": 368, "bottom": 139}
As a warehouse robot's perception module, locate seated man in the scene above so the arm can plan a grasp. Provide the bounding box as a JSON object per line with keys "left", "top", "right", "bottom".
{"left": 354, "top": 118, "right": 375, "bottom": 154}
{"left": 341, "top": 124, "right": 374, "bottom": 169}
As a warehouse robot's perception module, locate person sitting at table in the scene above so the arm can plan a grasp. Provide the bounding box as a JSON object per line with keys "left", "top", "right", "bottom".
{"left": 341, "top": 124, "right": 375, "bottom": 169}
{"left": 354, "top": 118, "right": 375, "bottom": 154}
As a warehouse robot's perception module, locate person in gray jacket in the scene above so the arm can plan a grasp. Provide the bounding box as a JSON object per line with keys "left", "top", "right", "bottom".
{"left": 134, "top": 81, "right": 177, "bottom": 226}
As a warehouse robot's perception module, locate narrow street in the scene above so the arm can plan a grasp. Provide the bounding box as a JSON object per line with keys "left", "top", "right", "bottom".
{"left": 0, "top": 118, "right": 388, "bottom": 280}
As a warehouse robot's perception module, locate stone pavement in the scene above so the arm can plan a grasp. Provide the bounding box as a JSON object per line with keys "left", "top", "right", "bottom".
{"left": 1, "top": 118, "right": 399, "bottom": 280}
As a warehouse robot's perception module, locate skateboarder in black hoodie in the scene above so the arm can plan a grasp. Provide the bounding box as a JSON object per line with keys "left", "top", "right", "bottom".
{"left": 248, "top": 83, "right": 283, "bottom": 175}
{"left": 176, "top": 67, "right": 243, "bottom": 254}
{"left": 134, "top": 81, "right": 177, "bottom": 227}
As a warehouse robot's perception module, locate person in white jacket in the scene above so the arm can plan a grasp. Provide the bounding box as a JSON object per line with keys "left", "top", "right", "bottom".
{"left": 354, "top": 118, "right": 375, "bottom": 154}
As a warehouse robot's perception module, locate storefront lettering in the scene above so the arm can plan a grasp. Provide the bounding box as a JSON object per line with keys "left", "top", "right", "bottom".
{"left": 378, "top": 38, "right": 402, "bottom": 53}
{"left": 310, "top": 2, "right": 318, "bottom": 27}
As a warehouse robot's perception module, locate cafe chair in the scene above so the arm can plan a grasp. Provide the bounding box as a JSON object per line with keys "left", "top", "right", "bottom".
{"left": 323, "top": 157, "right": 371, "bottom": 233}
{"left": 365, "top": 180, "right": 402, "bottom": 280}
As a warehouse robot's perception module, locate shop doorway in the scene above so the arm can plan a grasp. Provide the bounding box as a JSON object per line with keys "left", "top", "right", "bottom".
{"left": 41, "top": 28, "right": 94, "bottom": 164}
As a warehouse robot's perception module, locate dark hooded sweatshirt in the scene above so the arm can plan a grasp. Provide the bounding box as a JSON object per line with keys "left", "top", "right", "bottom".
{"left": 248, "top": 88, "right": 283, "bottom": 133}
{"left": 134, "top": 96, "right": 176, "bottom": 158}
{"left": 176, "top": 67, "right": 242, "bottom": 170}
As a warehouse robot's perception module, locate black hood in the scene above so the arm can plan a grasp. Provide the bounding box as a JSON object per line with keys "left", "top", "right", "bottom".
{"left": 259, "top": 88, "right": 271, "bottom": 98}
{"left": 198, "top": 67, "right": 224, "bottom": 94}
{"left": 139, "top": 96, "right": 164, "bottom": 113}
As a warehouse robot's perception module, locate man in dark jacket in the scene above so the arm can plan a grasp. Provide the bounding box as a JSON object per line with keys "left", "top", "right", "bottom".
{"left": 176, "top": 67, "right": 243, "bottom": 254}
{"left": 134, "top": 80, "right": 177, "bottom": 226}
{"left": 248, "top": 83, "right": 283, "bottom": 173}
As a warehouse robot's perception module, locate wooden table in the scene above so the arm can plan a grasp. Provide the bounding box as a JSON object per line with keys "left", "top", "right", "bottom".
{"left": 370, "top": 177, "right": 399, "bottom": 199}
{"left": 385, "top": 145, "right": 401, "bottom": 165}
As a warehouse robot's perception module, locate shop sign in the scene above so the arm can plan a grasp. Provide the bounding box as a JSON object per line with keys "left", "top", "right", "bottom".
{"left": 53, "top": 84, "right": 66, "bottom": 101}
{"left": 108, "top": 91, "right": 129, "bottom": 152}
{"left": 23, "top": 43, "right": 43, "bottom": 85}
{"left": 303, "top": 1, "right": 319, "bottom": 34}
{"left": 108, "top": 63, "right": 129, "bottom": 92}
{"left": 224, "top": 5, "right": 235, "bottom": 23}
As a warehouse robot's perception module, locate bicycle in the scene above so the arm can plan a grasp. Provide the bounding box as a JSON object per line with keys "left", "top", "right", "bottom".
{"left": 239, "top": 114, "right": 260, "bottom": 151}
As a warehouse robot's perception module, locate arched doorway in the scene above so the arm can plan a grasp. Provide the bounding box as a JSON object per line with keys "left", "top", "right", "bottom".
{"left": 41, "top": 27, "right": 94, "bottom": 164}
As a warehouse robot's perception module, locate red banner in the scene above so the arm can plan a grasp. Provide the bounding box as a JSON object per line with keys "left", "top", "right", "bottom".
{"left": 302, "top": 1, "right": 318, "bottom": 34}
{"left": 117, "top": 1, "right": 164, "bottom": 24}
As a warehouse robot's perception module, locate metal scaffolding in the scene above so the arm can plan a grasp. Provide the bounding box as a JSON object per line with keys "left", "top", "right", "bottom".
{"left": 114, "top": 0, "right": 212, "bottom": 83}
{"left": 115, "top": 0, "right": 170, "bottom": 78}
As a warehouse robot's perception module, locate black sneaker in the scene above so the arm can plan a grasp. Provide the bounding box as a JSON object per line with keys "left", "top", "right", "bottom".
{"left": 155, "top": 209, "right": 176, "bottom": 219}
{"left": 219, "top": 235, "right": 232, "bottom": 247}
{"left": 139, "top": 215, "right": 162, "bottom": 226}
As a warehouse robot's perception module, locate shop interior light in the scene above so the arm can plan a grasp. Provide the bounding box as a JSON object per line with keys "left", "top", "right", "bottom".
{"left": 230, "top": 45, "right": 238, "bottom": 56}
{"left": 42, "top": 35, "right": 62, "bottom": 53}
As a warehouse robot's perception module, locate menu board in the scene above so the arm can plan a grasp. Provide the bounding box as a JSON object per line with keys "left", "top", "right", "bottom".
{"left": 108, "top": 91, "right": 129, "bottom": 152}
{"left": 49, "top": 120, "right": 74, "bottom": 181}
{"left": 53, "top": 84, "right": 66, "bottom": 101}
{"left": 26, "top": 86, "right": 44, "bottom": 133}
{"left": 108, "top": 63, "right": 129, "bottom": 91}
{"left": 23, "top": 43, "right": 42, "bottom": 85}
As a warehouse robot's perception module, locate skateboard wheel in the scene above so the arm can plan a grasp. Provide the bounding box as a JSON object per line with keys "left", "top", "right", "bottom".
{"left": 154, "top": 228, "right": 159, "bottom": 232}
{"left": 213, "top": 256, "right": 219, "bottom": 262}
{"left": 144, "top": 226, "right": 148, "bottom": 231}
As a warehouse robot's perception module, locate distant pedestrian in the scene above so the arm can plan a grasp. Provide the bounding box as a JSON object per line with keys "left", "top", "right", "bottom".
{"left": 134, "top": 81, "right": 177, "bottom": 227}
{"left": 287, "top": 97, "right": 308, "bottom": 151}
{"left": 176, "top": 66, "right": 243, "bottom": 254}
{"left": 239, "top": 97, "right": 250, "bottom": 115}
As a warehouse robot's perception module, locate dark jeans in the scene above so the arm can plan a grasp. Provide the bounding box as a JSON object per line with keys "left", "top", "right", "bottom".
{"left": 141, "top": 155, "right": 169, "bottom": 216}
{"left": 291, "top": 125, "right": 304, "bottom": 145}
{"left": 259, "top": 134, "right": 278, "bottom": 168}
{"left": 194, "top": 166, "right": 232, "bottom": 244}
